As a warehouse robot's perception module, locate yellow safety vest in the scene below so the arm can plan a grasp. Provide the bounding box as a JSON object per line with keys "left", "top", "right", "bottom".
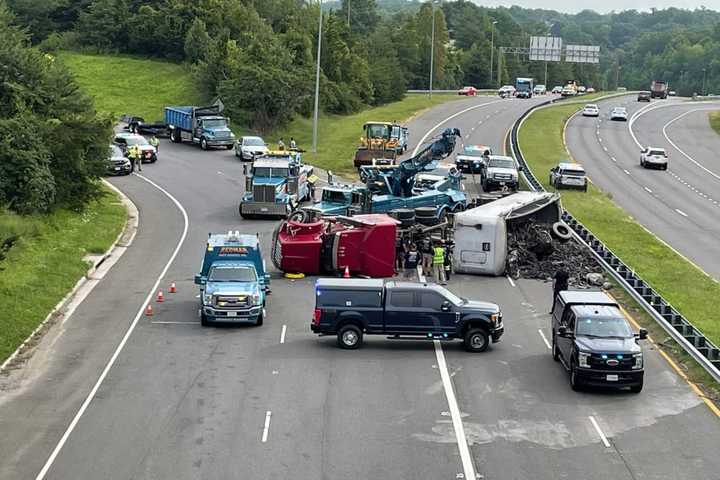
{"left": 433, "top": 246, "right": 445, "bottom": 265}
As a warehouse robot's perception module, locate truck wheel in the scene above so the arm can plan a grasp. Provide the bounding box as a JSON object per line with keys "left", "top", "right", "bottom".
{"left": 552, "top": 335, "right": 560, "bottom": 361}
{"left": 551, "top": 222, "right": 572, "bottom": 242}
{"left": 171, "top": 129, "right": 180, "bottom": 143}
{"left": 630, "top": 383, "right": 643, "bottom": 393}
{"left": 255, "top": 310, "right": 264, "bottom": 326}
{"left": 226, "top": 145, "right": 233, "bottom": 150}
{"left": 463, "top": 328, "right": 489, "bottom": 352}
{"left": 289, "top": 209, "right": 309, "bottom": 223}
{"left": 200, "top": 138, "right": 208, "bottom": 150}
{"left": 337, "top": 325, "right": 363, "bottom": 349}
{"left": 201, "top": 312, "right": 211, "bottom": 327}
{"left": 570, "top": 361, "right": 582, "bottom": 391}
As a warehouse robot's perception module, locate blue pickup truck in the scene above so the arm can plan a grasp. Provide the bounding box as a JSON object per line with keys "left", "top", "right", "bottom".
{"left": 194, "top": 231, "right": 270, "bottom": 327}
{"left": 165, "top": 103, "right": 235, "bottom": 150}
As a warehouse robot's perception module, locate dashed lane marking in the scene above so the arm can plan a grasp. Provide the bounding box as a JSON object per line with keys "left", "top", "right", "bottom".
{"left": 506, "top": 275, "right": 516, "bottom": 287}
{"left": 675, "top": 208, "right": 689, "bottom": 217}
{"left": 644, "top": 186, "right": 653, "bottom": 194}
{"left": 589, "top": 416, "right": 611, "bottom": 448}
{"left": 537, "top": 329, "right": 551, "bottom": 349}
{"left": 623, "top": 169, "right": 630, "bottom": 175}
{"left": 261, "top": 411, "right": 272, "bottom": 443}
{"left": 280, "top": 324, "right": 287, "bottom": 344}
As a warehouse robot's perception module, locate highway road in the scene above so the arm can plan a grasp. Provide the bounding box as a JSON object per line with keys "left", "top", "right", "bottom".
{"left": 565, "top": 95, "right": 720, "bottom": 279}
{"left": 1, "top": 94, "right": 719, "bottom": 480}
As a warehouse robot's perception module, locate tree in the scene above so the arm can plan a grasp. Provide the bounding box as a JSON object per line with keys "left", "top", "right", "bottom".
{"left": 184, "top": 17, "right": 210, "bottom": 63}
{"left": 76, "top": 0, "right": 129, "bottom": 50}
{"left": 341, "top": 0, "right": 380, "bottom": 36}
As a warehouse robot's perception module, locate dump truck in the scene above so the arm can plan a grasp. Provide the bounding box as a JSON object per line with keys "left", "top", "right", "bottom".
{"left": 353, "top": 121, "right": 406, "bottom": 169}
{"left": 194, "top": 231, "right": 270, "bottom": 326}
{"left": 165, "top": 102, "right": 235, "bottom": 150}
{"left": 650, "top": 80, "right": 668, "bottom": 99}
{"left": 239, "top": 150, "right": 315, "bottom": 218}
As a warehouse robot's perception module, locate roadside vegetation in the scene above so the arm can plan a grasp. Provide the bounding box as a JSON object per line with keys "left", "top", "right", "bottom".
{"left": 60, "top": 52, "right": 201, "bottom": 122}
{"left": 519, "top": 103, "right": 720, "bottom": 391}
{"left": 709, "top": 111, "right": 720, "bottom": 136}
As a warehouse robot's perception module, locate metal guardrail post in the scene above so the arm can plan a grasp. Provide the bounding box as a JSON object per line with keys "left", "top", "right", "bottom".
{"left": 510, "top": 98, "right": 720, "bottom": 384}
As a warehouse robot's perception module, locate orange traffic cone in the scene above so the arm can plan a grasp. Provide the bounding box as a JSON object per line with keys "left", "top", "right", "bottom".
{"left": 157, "top": 290, "right": 164, "bottom": 303}
{"left": 145, "top": 304, "right": 154, "bottom": 316}
{"left": 169, "top": 282, "right": 177, "bottom": 293}
{"left": 343, "top": 266, "right": 350, "bottom": 278}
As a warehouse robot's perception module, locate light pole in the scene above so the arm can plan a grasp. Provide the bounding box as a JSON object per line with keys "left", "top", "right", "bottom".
{"left": 429, "top": 1, "right": 436, "bottom": 99}
{"left": 703, "top": 68, "right": 707, "bottom": 96}
{"left": 615, "top": 63, "right": 621, "bottom": 90}
{"left": 311, "top": 1, "right": 323, "bottom": 153}
{"left": 489, "top": 20, "right": 498, "bottom": 88}
{"left": 347, "top": 0, "right": 350, "bottom": 28}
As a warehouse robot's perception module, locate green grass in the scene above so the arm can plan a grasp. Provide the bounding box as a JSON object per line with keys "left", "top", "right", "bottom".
{"left": 267, "top": 94, "right": 464, "bottom": 177}
{"left": 59, "top": 52, "right": 201, "bottom": 121}
{"left": 0, "top": 187, "right": 127, "bottom": 364}
{"left": 519, "top": 103, "right": 720, "bottom": 385}
{"left": 709, "top": 111, "right": 720, "bottom": 136}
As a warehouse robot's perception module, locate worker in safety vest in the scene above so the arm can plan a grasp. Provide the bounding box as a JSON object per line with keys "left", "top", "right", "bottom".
{"left": 128, "top": 144, "right": 142, "bottom": 172}
{"left": 432, "top": 241, "right": 446, "bottom": 285}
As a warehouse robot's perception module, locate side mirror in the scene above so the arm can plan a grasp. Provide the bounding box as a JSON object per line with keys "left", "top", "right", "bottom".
{"left": 194, "top": 274, "right": 206, "bottom": 285}
{"left": 441, "top": 301, "right": 451, "bottom": 312}
{"left": 557, "top": 325, "right": 567, "bottom": 336}
{"left": 637, "top": 328, "right": 648, "bottom": 340}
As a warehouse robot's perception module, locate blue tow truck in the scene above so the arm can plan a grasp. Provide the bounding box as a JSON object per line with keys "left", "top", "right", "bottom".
{"left": 291, "top": 128, "right": 465, "bottom": 221}
{"left": 165, "top": 102, "right": 235, "bottom": 150}
{"left": 239, "top": 150, "right": 315, "bottom": 218}
{"left": 194, "top": 231, "right": 270, "bottom": 327}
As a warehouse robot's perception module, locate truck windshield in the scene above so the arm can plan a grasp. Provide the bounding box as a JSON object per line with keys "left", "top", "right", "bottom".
{"left": 576, "top": 316, "right": 633, "bottom": 338}
{"left": 322, "top": 190, "right": 349, "bottom": 203}
{"left": 203, "top": 119, "right": 227, "bottom": 128}
{"left": 488, "top": 158, "right": 515, "bottom": 169}
{"left": 208, "top": 266, "right": 257, "bottom": 282}
{"left": 253, "top": 167, "right": 289, "bottom": 177}
{"left": 367, "top": 124, "right": 389, "bottom": 139}
{"left": 435, "top": 287, "right": 464, "bottom": 306}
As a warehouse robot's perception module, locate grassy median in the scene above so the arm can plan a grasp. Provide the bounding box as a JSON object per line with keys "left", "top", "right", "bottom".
{"left": 519, "top": 103, "right": 720, "bottom": 390}
{"left": 60, "top": 52, "right": 201, "bottom": 122}
{"left": 0, "top": 187, "right": 126, "bottom": 364}
{"left": 709, "top": 110, "right": 720, "bottom": 135}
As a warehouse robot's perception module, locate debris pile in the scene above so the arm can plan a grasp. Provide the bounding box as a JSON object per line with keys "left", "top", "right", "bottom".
{"left": 505, "top": 221, "right": 603, "bottom": 287}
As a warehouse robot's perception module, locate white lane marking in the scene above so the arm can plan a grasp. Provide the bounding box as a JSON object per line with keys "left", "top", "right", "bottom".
{"left": 675, "top": 208, "right": 689, "bottom": 217}
{"left": 417, "top": 265, "right": 426, "bottom": 283}
{"left": 589, "top": 416, "right": 611, "bottom": 448}
{"left": 506, "top": 275, "right": 516, "bottom": 287}
{"left": 261, "top": 411, "right": 272, "bottom": 443}
{"left": 411, "top": 99, "right": 505, "bottom": 156}
{"left": 662, "top": 109, "right": 720, "bottom": 181}
{"left": 623, "top": 169, "right": 630, "bottom": 175}
{"left": 434, "top": 341, "right": 477, "bottom": 479}
{"left": 537, "top": 329, "right": 551, "bottom": 349}
{"left": 610, "top": 156, "right": 616, "bottom": 162}
{"left": 602, "top": 146, "right": 608, "bottom": 152}
{"left": 598, "top": 137, "right": 603, "bottom": 143}
{"left": 34, "top": 173, "right": 189, "bottom": 480}
{"left": 644, "top": 186, "right": 653, "bottom": 194}
{"left": 280, "top": 324, "right": 287, "bottom": 344}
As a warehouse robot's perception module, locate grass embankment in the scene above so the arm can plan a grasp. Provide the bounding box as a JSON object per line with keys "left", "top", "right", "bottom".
{"left": 271, "top": 94, "right": 462, "bottom": 177}
{"left": 708, "top": 110, "right": 720, "bottom": 135}
{"left": 519, "top": 103, "right": 720, "bottom": 392}
{"left": 0, "top": 188, "right": 126, "bottom": 364}
{"left": 60, "top": 52, "right": 201, "bottom": 121}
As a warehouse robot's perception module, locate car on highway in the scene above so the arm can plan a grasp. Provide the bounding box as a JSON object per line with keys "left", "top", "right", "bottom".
{"left": 577, "top": 86, "right": 587, "bottom": 94}
{"left": 482, "top": 155, "right": 519, "bottom": 192}
{"left": 113, "top": 132, "right": 158, "bottom": 163}
{"left": 552, "top": 290, "right": 646, "bottom": 392}
{"left": 561, "top": 86, "right": 576, "bottom": 97}
{"left": 640, "top": 146, "right": 668, "bottom": 170}
{"left": 311, "top": 278, "right": 504, "bottom": 351}
{"left": 669, "top": 90, "right": 677, "bottom": 97}
{"left": 549, "top": 162, "right": 588, "bottom": 191}
{"left": 609, "top": 106, "right": 628, "bottom": 121}
{"left": 455, "top": 144, "right": 491, "bottom": 173}
{"left": 498, "top": 85, "right": 516, "bottom": 97}
{"left": 586, "top": 87, "right": 596, "bottom": 93}
{"left": 458, "top": 86, "right": 478, "bottom": 96}
{"left": 106, "top": 144, "right": 132, "bottom": 176}
{"left": 551, "top": 86, "right": 563, "bottom": 94}
{"left": 533, "top": 84, "right": 547, "bottom": 95}
{"left": 582, "top": 104, "right": 599, "bottom": 117}
{"left": 637, "top": 91, "right": 651, "bottom": 102}
{"left": 235, "top": 135, "right": 269, "bottom": 161}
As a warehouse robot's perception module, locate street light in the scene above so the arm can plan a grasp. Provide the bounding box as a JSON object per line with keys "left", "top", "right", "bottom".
{"left": 703, "top": 68, "right": 707, "bottom": 96}
{"left": 489, "top": 20, "right": 498, "bottom": 88}
{"left": 429, "top": 1, "right": 437, "bottom": 99}
{"left": 311, "top": 0, "right": 323, "bottom": 154}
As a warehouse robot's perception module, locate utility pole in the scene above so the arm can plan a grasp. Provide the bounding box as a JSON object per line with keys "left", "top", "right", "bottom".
{"left": 615, "top": 63, "right": 621, "bottom": 90}
{"left": 497, "top": 47, "right": 502, "bottom": 86}
{"left": 429, "top": 1, "right": 436, "bottom": 99}
{"left": 312, "top": 1, "right": 323, "bottom": 153}
{"left": 544, "top": 61, "right": 548, "bottom": 88}
{"left": 489, "top": 20, "right": 498, "bottom": 88}
{"left": 703, "top": 68, "right": 707, "bottom": 96}
{"left": 347, "top": 0, "right": 350, "bottom": 28}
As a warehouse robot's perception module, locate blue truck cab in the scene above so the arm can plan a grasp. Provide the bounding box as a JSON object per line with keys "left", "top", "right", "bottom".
{"left": 194, "top": 231, "right": 270, "bottom": 327}
{"left": 165, "top": 103, "right": 235, "bottom": 150}
{"left": 239, "top": 151, "right": 315, "bottom": 218}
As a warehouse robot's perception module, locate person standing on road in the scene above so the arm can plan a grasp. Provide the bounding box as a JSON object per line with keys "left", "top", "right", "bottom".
{"left": 420, "top": 237, "right": 433, "bottom": 276}
{"left": 550, "top": 268, "right": 569, "bottom": 313}
{"left": 432, "top": 241, "right": 447, "bottom": 285}
{"left": 443, "top": 242, "right": 453, "bottom": 281}
{"left": 149, "top": 135, "right": 159, "bottom": 152}
{"left": 128, "top": 144, "right": 142, "bottom": 172}
{"left": 404, "top": 243, "right": 419, "bottom": 279}
{"left": 290, "top": 137, "right": 297, "bottom": 149}
{"left": 395, "top": 235, "right": 406, "bottom": 275}
{"left": 278, "top": 138, "right": 285, "bottom": 150}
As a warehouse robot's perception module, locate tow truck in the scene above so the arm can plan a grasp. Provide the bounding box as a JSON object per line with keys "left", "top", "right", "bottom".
{"left": 292, "top": 127, "right": 465, "bottom": 222}
{"left": 194, "top": 231, "right": 270, "bottom": 327}
{"left": 239, "top": 150, "right": 315, "bottom": 218}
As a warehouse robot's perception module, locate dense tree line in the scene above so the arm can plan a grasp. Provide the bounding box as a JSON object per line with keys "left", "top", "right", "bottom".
{"left": 0, "top": 2, "right": 111, "bottom": 214}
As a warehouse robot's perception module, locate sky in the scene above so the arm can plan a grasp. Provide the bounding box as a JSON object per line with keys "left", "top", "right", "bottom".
{"left": 474, "top": 0, "right": 720, "bottom": 14}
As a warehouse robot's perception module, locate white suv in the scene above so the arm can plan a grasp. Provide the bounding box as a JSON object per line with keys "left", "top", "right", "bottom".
{"left": 482, "top": 155, "right": 519, "bottom": 192}
{"left": 582, "top": 104, "right": 599, "bottom": 117}
{"left": 235, "top": 136, "right": 269, "bottom": 161}
{"left": 640, "top": 147, "right": 668, "bottom": 170}
{"left": 550, "top": 162, "right": 588, "bottom": 191}
{"left": 534, "top": 84, "right": 547, "bottom": 95}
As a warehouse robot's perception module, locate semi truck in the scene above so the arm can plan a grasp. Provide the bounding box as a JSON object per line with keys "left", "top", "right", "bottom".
{"left": 650, "top": 80, "right": 668, "bottom": 99}
{"left": 165, "top": 102, "right": 235, "bottom": 150}
{"left": 194, "top": 231, "right": 270, "bottom": 326}
{"left": 239, "top": 150, "right": 315, "bottom": 218}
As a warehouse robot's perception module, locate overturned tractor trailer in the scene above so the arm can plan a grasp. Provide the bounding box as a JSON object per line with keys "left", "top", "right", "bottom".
{"left": 453, "top": 192, "right": 562, "bottom": 275}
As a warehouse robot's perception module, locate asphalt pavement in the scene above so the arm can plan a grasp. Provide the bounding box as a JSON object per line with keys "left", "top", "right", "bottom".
{"left": 1, "top": 94, "right": 719, "bottom": 480}
{"left": 565, "top": 95, "right": 720, "bottom": 279}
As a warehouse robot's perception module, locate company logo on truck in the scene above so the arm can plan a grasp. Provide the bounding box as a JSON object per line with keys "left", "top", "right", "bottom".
{"left": 219, "top": 247, "right": 248, "bottom": 255}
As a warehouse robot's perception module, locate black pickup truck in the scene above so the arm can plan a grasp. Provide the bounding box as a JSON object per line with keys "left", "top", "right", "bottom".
{"left": 311, "top": 278, "right": 503, "bottom": 351}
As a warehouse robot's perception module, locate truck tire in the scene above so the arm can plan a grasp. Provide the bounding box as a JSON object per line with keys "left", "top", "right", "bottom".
{"left": 171, "top": 128, "right": 181, "bottom": 143}
{"left": 552, "top": 335, "right": 560, "bottom": 361}
{"left": 337, "top": 324, "right": 363, "bottom": 349}
{"left": 630, "top": 382, "right": 643, "bottom": 393}
{"left": 226, "top": 145, "right": 233, "bottom": 150}
{"left": 255, "top": 310, "right": 264, "bottom": 326}
{"left": 570, "top": 360, "right": 582, "bottom": 391}
{"left": 551, "top": 222, "right": 572, "bottom": 242}
{"left": 200, "top": 137, "right": 208, "bottom": 150}
{"left": 201, "top": 312, "right": 211, "bottom": 327}
{"left": 289, "top": 209, "right": 310, "bottom": 223}
{"left": 463, "top": 328, "right": 489, "bottom": 352}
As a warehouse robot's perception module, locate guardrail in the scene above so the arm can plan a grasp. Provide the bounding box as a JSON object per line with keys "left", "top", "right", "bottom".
{"left": 509, "top": 98, "right": 720, "bottom": 384}
{"left": 406, "top": 89, "right": 497, "bottom": 95}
